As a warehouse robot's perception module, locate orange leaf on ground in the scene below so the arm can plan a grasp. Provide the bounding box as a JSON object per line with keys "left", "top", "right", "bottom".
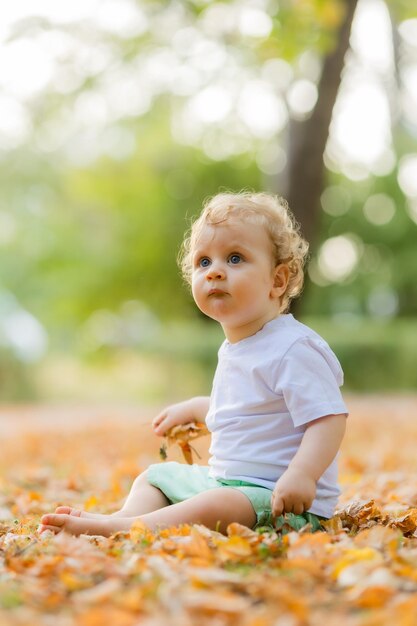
{"left": 2, "top": 399, "right": 417, "bottom": 625}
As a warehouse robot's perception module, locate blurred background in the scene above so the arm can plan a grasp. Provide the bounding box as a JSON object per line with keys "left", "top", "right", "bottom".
{"left": 0, "top": 0, "right": 416, "bottom": 405}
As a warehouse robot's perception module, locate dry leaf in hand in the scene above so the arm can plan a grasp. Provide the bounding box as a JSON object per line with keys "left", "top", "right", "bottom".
{"left": 159, "top": 422, "right": 209, "bottom": 464}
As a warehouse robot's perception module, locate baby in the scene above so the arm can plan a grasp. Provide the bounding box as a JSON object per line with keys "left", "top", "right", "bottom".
{"left": 39, "top": 192, "right": 348, "bottom": 536}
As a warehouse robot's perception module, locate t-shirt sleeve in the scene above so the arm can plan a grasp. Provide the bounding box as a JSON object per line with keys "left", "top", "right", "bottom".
{"left": 275, "top": 337, "right": 349, "bottom": 427}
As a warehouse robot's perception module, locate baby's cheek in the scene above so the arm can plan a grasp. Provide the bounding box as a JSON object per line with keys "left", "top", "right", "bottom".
{"left": 191, "top": 278, "right": 201, "bottom": 300}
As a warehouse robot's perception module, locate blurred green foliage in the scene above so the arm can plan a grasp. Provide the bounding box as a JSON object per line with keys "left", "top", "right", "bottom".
{"left": 147, "top": 317, "right": 417, "bottom": 392}
{"left": 1, "top": 0, "right": 416, "bottom": 399}
{"left": 306, "top": 317, "right": 417, "bottom": 390}
{"left": 1, "top": 111, "right": 417, "bottom": 398}
{"left": 3, "top": 316, "right": 417, "bottom": 403}
{"left": 0, "top": 348, "right": 36, "bottom": 400}
{"left": 0, "top": 111, "right": 262, "bottom": 337}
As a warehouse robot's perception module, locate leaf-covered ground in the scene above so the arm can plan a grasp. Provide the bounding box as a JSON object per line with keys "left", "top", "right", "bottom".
{"left": 1, "top": 396, "right": 417, "bottom": 626}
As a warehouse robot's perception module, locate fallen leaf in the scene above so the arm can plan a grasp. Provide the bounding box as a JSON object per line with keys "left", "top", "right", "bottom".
{"left": 160, "top": 422, "right": 209, "bottom": 464}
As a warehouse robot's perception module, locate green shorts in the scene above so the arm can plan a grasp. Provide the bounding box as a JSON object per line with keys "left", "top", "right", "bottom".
{"left": 147, "top": 462, "right": 326, "bottom": 531}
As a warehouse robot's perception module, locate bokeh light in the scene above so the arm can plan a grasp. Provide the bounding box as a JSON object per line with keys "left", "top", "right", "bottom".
{"left": 363, "top": 194, "right": 396, "bottom": 225}
{"left": 318, "top": 235, "right": 362, "bottom": 283}
{"left": 398, "top": 155, "right": 417, "bottom": 198}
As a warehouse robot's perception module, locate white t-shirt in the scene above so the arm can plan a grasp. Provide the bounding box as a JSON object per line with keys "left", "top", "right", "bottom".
{"left": 205, "top": 314, "right": 348, "bottom": 518}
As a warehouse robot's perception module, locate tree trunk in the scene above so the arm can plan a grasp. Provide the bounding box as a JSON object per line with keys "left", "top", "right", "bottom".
{"left": 280, "top": 0, "right": 359, "bottom": 248}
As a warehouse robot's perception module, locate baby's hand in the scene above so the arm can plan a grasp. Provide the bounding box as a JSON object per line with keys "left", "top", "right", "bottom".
{"left": 271, "top": 467, "right": 316, "bottom": 517}
{"left": 152, "top": 400, "right": 197, "bottom": 437}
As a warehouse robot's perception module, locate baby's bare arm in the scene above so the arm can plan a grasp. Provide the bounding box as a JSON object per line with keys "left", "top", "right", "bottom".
{"left": 289, "top": 413, "right": 347, "bottom": 480}
{"left": 272, "top": 413, "right": 347, "bottom": 516}
{"left": 152, "top": 396, "right": 210, "bottom": 436}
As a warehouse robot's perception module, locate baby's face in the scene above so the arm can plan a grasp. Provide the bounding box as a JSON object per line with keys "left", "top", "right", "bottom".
{"left": 191, "top": 218, "right": 288, "bottom": 343}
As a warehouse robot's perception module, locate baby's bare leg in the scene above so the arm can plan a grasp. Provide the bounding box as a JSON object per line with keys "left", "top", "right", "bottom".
{"left": 113, "top": 471, "right": 170, "bottom": 516}
{"left": 54, "top": 471, "right": 169, "bottom": 520}
{"left": 41, "top": 488, "right": 256, "bottom": 537}
{"left": 140, "top": 487, "right": 256, "bottom": 533}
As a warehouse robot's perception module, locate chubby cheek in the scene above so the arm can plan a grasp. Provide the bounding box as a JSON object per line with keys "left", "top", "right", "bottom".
{"left": 191, "top": 275, "right": 198, "bottom": 299}
{"left": 191, "top": 276, "right": 205, "bottom": 311}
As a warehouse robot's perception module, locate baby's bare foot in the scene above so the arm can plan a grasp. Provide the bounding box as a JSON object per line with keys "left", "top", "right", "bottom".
{"left": 39, "top": 513, "right": 115, "bottom": 537}
{"left": 39, "top": 513, "right": 146, "bottom": 537}
{"left": 54, "top": 506, "right": 109, "bottom": 520}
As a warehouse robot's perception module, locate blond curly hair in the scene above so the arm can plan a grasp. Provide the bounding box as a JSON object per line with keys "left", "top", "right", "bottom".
{"left": 179, "top": 191, "right": 309, "bottom": 313}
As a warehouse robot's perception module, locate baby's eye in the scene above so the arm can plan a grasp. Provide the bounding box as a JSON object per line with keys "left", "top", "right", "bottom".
{"left": 199, "top": 257, "right": 211, "bottom": 268}
{"left": 229, "top": 254, "right": 242, "bottom": 265}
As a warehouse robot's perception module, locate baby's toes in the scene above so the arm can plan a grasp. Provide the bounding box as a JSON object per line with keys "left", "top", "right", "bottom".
{"left": 40, "top": 513, "right": 68, "bottom": 532}
{"left": 55, "top": 506, "right": 71, "bottom": 514}
{"left": 38, "top": 523, "right": 61, "bottom": 535}
{"left": 55, "top": 506, "right": 82, "bottom": 516}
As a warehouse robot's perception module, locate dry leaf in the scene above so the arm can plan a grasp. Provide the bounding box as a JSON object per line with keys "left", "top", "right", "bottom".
{"left": 160, "top": 422, "right": 209, "bottom": 464}
{"left": 3, "top": 401, "right": 417, "bottom": 625}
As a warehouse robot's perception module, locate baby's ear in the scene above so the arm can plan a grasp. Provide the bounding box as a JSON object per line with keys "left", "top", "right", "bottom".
{"left": 271, "top": 264, "right": 290, "bottom": 299}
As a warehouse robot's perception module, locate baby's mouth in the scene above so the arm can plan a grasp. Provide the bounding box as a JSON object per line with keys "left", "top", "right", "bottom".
{"left": 208, "top": 288, "right": 227, "bottom": 297}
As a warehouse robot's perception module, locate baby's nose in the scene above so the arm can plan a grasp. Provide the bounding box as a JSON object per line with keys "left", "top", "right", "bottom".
{"left": 206, "top": 264, "right": 225, "bottom": 280}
